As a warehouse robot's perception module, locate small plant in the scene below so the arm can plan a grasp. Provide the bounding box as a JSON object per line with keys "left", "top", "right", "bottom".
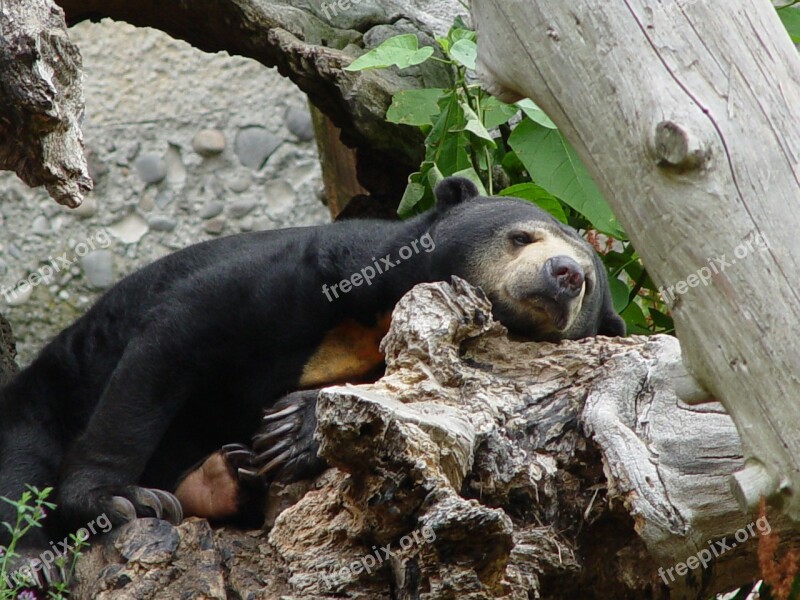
{"left": 0, "top": 486, "right": 84, "bottom": 600}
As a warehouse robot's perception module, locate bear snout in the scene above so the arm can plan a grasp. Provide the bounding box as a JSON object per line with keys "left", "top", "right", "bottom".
{"left": 545, "top": 256, "right": 585, "bottom": 299}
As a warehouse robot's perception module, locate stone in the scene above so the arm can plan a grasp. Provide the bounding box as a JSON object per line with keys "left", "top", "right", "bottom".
{"left": 199, "top": 201, "right": 224, "bottom": 220}
{"left": 155, "top": 189, "right": 174, "bottom": 210}
{"left": 165, "top": 145, "right": 186, "bottom": 186}
{"left": 134, "top": 153, "right": 167, "bottom": 184}
{"left": 284, "top": 105, "right": 314, "bottom": 142}
{"left": 32, "top": 215, "right": 52, "bottom": 235}
{"left": 64, "top": 195, "right": 97, "bottom": 218}
{"left": 234, "top": 126, "right": 281, "bottom": 169}
{"left": 147, "top": 215, "right": 178, "bottom": 232}
{"left": 193, "top": 129, "right": 226, "bottom": 157}
{"left": 203, "top": 217, "right": 226, "bottom": 235}
{"left": 108, "top": 213, "right": 149, "bottom": 244}
{"left": 228, "top": 173, "right": 252, "bottom": 193}
{"left": 80, "top": 250, "right": 114, "bottom": 289}
{"left": 263, "top": 179, "right": 297, "bottom": 213}
{"left": 228, "top": 199, "right": 256, "bottom": 219}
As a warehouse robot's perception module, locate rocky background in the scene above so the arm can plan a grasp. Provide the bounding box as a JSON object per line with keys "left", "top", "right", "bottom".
{"left": 0, "top": 19, "right": 329, "bottom": 364}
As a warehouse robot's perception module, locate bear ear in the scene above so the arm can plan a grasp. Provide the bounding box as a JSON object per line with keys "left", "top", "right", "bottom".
{"left": 434, "top": 177, "right": 480, "bottom": 211}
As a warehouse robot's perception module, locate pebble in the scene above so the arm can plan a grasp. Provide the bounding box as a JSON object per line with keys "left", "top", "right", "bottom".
{"left": 155, "top": 189, "right": 174, "bottom": 210}
{"left": 80, "top": 249, "right": 115, "bottom": 289}
{"left": 193, "top": 129, "right": 226, "bottom": 157}
{"left": 239, "top": 217, "right": 254, "bottom": 232}
{"left": 263, "top": 179, "right": 297, "bottom": 213}
{"left": 229, "top": 199, "right": 256, "bottom": 219}
{"left": 64, "top": 195, "right": 98, "bottom": 218}
{"left": 165, "top": 145, "right": 186, "bottom": 186}
{"left": 108, "top": 213, "right": 149, "bottom": 244}
{"left": 199, "top": 201, "right": 224, "bottom": 220}
{"left": 234, "top": 127, "right": 281, "bottom": 169}
{"left": 203, "top": 217, "right": 226, "bottom": 235}
{"left": 285, "top": 105, "right": 314, "bottom": 142}
{"left": 7, "top": 244, "right": 22, "bottom": 259}
{"left": 32, "top": 215, "right": 51, "bottom": 235}
{"left": 228, "top": 173, "right": 252, "bottom": 193}
{"left": 134, "top": 153, "right": 167, "bottom": 184}
{"left": 147, "top": 215, "right": 178, "bottom": 232}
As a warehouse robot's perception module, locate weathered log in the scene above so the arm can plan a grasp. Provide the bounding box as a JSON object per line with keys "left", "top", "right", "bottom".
{"left": 0, "top": 0, "right": 91, "bottom": 206}
{"left": 471, "top": 0, "right": 800, "bottom": 521}
{"left": 72, "top": 280, "right": 796, "bottom": 599}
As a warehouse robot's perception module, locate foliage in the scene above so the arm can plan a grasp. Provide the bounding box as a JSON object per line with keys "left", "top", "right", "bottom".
{"left": 346, "top": 9, "right": 800, "bottom": 336}
{"left": 346, "top": 18, "right": 660, "bottom": 334}
{"left": 0, "top": 487, "right": 84, "bottom": 600}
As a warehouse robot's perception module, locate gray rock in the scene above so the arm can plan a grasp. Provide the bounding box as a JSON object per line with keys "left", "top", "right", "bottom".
{"left": 165, "top": 145, "right": 186, "bottom": 186}
{"left": 203, "top": 216, "right": 226, "bottom": 235}
{"left": 285, "top": 105, "right": 314, "bottom": 142}
{"left": 199, "top": 201, "right": 224, "bottom": 220}
{"left": 193, "top": 129, "right": 226, "bottom": 157}
{"left": 32, "top": 215, "right": 52, "bottom": 235}
{"left": 239, "top": 217, "right": 254, "bottom": 232}
{"left": 155, "top": 189, "right": 174, "bottom": 210}
{"left": 228, "top": 173, "right": 252, "bottom": 193}
{"left": 80, "top": 250, "right": 114, "bottom": 289}
{"left": 125, "top": 141, "right": 141, "bottom": 164}
{"left": 7, "top": 244, "right": 22, "bottom": 259}
{"left": 64, "top": 195, "right": 98, "bottom": 218}
{"left": 229, "top": 199, "right": 256, "bottom": 219}
{"left": 147, "top": 215, "right": 178, "bottom": 232}
{"left": 234, "top": 126, "right": 281, "bottom": 169}
{"left": 134, "top": 153, "right": 167, "bottom": 184}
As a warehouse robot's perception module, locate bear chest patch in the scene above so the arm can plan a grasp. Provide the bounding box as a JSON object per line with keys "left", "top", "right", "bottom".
{"left": 299, "top": 313, "right": 392, "bottom": 388}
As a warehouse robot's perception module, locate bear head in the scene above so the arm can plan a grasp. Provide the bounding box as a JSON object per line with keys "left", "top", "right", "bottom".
{"left": 428, "top": 177, "right": 625, "bottom": 340}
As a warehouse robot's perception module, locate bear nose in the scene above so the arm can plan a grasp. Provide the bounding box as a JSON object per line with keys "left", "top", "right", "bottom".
{"left": 546, "top": 256, "right": 585, "bottom": 298}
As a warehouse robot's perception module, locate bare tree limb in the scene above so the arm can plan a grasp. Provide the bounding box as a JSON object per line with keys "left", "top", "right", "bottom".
{"left": 0, "top": 0, "right": 91, "bottom": 206}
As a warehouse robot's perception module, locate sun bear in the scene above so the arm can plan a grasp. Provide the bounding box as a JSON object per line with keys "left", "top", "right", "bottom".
{"left": 0, "top": 177, "right": 623, "bottom": 584}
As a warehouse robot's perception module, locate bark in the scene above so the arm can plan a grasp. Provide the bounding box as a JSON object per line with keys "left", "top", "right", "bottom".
{"left": 471, "top": 0, "right": 800, "bottom": 521}
{"left": 72, "top": 280, "right": 795, "bottom": 600}
{"left": 0, "top": 0, "right": 92, "bottom": 206}
{"left": 55, "top": 0, "right": 464, "bottom": 201}
{"left": 0, "top": 314, "right": 17, "bottom": 387}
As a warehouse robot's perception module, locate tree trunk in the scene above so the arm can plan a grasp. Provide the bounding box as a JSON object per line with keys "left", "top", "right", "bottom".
{"left": 72, "top": 280, "right": 792, "bottom": 600}
{"left": 472, "top": 0, "right": 800, "bottom": 522}
{"left": 0, "top": 0, "right": 92, "bottom": 206}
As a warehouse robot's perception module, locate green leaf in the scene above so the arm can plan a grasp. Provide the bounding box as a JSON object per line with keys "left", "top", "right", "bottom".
{"left": 386, "top": 88, "right": 446, "bottom": 126}
{"left": 459, "top": 101, "right": 496, "bottom": 145}
{"left": 621, "top": 301, "right": 650, "bottom": 334}
{"left": 344, "top": 34, "right": 435, "bottom": 71}
{"left": 649, "top": 307, "right": 674, "bottom": 331}
{"left": 451, "top": 167, "right": 487, "bottom": 195}
{"left": 449, "top": 27, "right": 477, "bottom": 44}
{"left": 508, "top": 118, "right": 625, "bottom": 238}
{"left": 449, "top": 39, "right": 477, "bottom": 70}
{"left": 498, "top": 183, "right": 568, "bottom": 223}
{"left": 482, "top": 96, "right": 518, "bottom": 129}
{"left": 434, "top": 133, "right": 472, "bottom": 175}
{"left": 397, "top": 180, "right": 426, "bottom": 217}
{"left": 516, "top": 99, "right": 557, "bottom": 129}
{"left": 778, "top": 6, "right": 800, "bottom": 43}
{"left": 608, "top": 276, "right": 631, "bottom": 314}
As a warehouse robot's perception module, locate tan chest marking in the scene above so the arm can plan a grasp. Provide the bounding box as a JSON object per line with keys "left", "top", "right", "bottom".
{"left": 299, "top": 313, "right": 391, "bottom": 388}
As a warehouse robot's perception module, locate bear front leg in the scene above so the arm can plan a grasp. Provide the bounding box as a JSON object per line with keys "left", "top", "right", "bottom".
{"left": 56, "top": 338, "right": 186, "bottom": 530}
{"left": 251, "top": 390, "right": 328, "bottom": 483}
